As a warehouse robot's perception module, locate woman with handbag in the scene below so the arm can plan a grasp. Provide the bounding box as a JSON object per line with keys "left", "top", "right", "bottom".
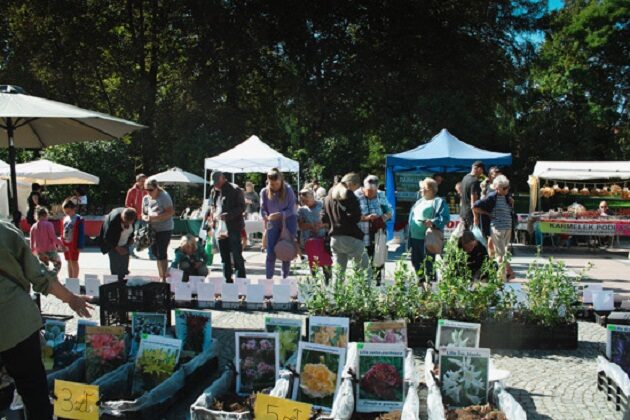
{"left": 260, "top": 168, "right": 298, "bottom": 279}
{"left": 408, "top": 178, "right": 450, "bottom": 281}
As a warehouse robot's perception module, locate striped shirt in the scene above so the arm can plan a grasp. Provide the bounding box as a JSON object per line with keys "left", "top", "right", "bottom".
{"left": 355, "top": 189, "right": 384, "bottom": 245}
{"left": 491, "top": 195, "right": 512, "bottom": 230}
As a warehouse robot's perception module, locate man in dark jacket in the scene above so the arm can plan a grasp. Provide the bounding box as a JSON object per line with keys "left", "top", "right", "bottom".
{"left": 322, "top": 172, "right": 368, "bottom": 279}
{"left": 209, "top": 171, "right": 246, "bottom": 282}
{"left": 98, "top": 207, "right": 137, "bottom": 281}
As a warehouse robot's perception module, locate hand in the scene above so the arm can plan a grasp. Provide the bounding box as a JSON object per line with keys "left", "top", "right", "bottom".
{"left": 193, "top": 261, "right": 202, "bottom": 269}
{"left": 142, "top": 214, "right": 151, "bottom": 222}
{"left": 423, "top": 220, "right": 433, "bottom": 228}
{"left": 67, "top": 294, "right": 93, "bottom": 318}
{"left": 115, "top": 246, "right": 128, "bottom": 255}
{"left": 269, "top": 212, "right": 282, "bottom": 221}
{"left": 220, "top": 212, "right": 227, "bottom": 220}
{"left": 245, "top": 198, "right": 252, "bottom": 204}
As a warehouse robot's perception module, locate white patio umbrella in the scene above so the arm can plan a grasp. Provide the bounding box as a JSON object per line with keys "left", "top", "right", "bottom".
{"left": 0, "top": 158, "right": 100, "bottom": 185}
{"left": 0, "top": 85, "right": 145, "bottom": 221}
{"left": 148, "top": 167, "right": 206, "bottom": 184}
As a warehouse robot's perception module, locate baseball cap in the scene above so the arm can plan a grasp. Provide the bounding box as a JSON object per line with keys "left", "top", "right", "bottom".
{"left": 211, "top": 170, "right": 223, "bottom": 185}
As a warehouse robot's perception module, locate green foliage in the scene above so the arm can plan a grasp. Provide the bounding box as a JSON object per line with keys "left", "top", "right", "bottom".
{"left": 522, "top": 257, "right": 582, "bottom": 326}
{"left": 300, "top": 241, "right": 582, "bottom": 326}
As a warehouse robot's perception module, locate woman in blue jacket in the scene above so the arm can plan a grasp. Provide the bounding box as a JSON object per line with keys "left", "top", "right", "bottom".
{"left": 408, "top": 178, "right": 450, "bottom": 281}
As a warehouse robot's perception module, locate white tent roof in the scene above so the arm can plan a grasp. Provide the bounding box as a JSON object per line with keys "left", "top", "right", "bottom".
{"left": 533, "top": 161, "right": 630, "bottom": 181}
{"left": 0, "top": 159, "right": 99, "bottom": 185}
{"left": 149, "top": 167, "right": 206, "bottom": 184}
{"left": 204, "top": 135, "right": 299, "bottom": 173}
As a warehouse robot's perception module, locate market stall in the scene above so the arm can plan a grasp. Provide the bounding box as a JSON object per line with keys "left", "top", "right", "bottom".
{"left": 385, "top": 128, "right": 512, "bottom": 238}
{"left": 527, "top": 161, "right": 630, "bottom": 247}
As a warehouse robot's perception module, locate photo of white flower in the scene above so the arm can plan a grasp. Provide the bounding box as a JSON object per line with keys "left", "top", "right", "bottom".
{"left": 436, "top": 320, "right": 481, "bottom": 349}
{"left": 439, "top": 347, "right": 489, "bottom": 408}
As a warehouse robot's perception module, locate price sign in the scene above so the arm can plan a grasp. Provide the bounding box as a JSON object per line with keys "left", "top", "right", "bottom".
{"left": 254, "top": 393, "right": 312, "bottom": 420}
{"left": 53, "top": 380, "right": 99, "bottom": 420}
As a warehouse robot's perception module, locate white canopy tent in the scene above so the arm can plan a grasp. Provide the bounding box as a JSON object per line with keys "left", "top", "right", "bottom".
{"left": 203, "top": 135, "right": 300, "bottom": 198}
{"left": 0, "top": 159, "right": 100, "bottom": 185}
{"left": 528, "top": 161, "right": 630, "bottom": 212}
{"left": 0, "top": 159, "right": 29, "bottom": 219}
{"left": 149, "top": 167, "right": 206, "bottom": 184}
{"left": 533, "top": 161, "right": 630, "bottom": 181}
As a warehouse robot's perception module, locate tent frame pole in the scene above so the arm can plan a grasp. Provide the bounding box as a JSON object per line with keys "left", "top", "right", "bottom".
{"left": 6, "top": 118, "right": 19, "bottom": 225}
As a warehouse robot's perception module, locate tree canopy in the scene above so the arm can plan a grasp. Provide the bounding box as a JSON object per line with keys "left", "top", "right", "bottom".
{"left": 0, "top": 0, "right": 627, "bottom": 207}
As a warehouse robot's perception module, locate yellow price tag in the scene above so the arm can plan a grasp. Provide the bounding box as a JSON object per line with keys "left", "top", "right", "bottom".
{"left": 53, "top": 380, "right": 99, "bottom": 420}
{"left": 254, "top": 393, "right": 312, "bottom": 420}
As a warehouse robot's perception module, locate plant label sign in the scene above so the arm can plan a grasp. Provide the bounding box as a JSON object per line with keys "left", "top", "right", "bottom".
{"left": 65, "top": 278, "right": 81, "bottom": 295}
{"left": 235, "top": 332, "right": 280, "bottom": 396}
{"left": 254, "top": 393, "right": 312, "bottom": 420}
{"left": 132, "top": 334, "right": 182, "bottom": 395}
{"left": 439, "top": 347, "right": 490, "bottom": 408}
{"left": 364, "top": 320, "right": 408, "bottom": 346}
{"left": 174, "top": 282, "right": 193, "bottom": 301}
{"left": 189, "top": 275, "right": 206, "bottom": 294}
{"left": 169, "top": 268, "right": 184, "bottom": 283}
{"left": 175, "top": 309, "right": 212, "bottom": 356}
{"left": 436, "top": 320, "right": 481, "bottom": 349}
{"left": 84, "top": 277, "right": 101, "bottom": 298}
{"left": 235, "top": 277, "right": 250, "bottom": 295}
{"left": 592, "top": 290, "right": 614, "bottom": 311}
{"left": 222, "top": 283, "right": 240, "bottom": 302}
{"left": 606, "top": 324, "right": 630, "bottom": 375}
{"left": 293, "top": 341, "right": 346, "bottom": 412}
{"left": 196, "top": 283, "right": 215, "bottom": 302}
{"left": 308, "top": 316, "right": 350, "bottom": 348}
{"left": 356, "top": 343, "right": 406, "bottom": 413}
{"left": 579, "top": 283, "right": 603, "bottom": 304}
{"left": 272, "top": 284, "right": 292, "bottom": 303}
{"left": 265, "top": 317, "right": 302, "bottom": 368}
{"left": 53, "top": 380, "right": 99, "bottom": 420}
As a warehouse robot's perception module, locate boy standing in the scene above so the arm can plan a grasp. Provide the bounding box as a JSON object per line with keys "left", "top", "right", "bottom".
{"left": 62, "top": 199, "right": 84, "bottom": 278}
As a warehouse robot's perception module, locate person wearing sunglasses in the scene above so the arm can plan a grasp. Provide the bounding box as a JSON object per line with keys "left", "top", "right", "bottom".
{"left": 142, "top": 178, "right": 175, "bottom": 281}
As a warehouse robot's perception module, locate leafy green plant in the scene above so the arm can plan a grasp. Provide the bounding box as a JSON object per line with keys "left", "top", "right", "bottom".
{"left": 522, "top": 257, "right": 582, "bottom": 326}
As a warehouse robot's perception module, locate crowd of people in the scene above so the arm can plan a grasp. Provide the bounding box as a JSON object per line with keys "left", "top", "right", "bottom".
{"left": 21, "top": 160, "right": 522, "bottom": 286}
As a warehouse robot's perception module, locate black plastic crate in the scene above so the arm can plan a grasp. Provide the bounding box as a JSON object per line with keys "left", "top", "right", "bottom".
{"left": 597, "top": 369, "right": 630, "bottom": 414}
{"left": 99, "top": 282, "right": 171, "bottom": 311}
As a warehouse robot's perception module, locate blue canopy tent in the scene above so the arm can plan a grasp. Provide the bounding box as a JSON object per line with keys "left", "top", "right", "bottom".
{"left": 385, "top": 128, "right": 512, "bottom": 238}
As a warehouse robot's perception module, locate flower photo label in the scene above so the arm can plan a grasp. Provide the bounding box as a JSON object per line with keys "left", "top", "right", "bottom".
{"left": 293, "top": 341, "right": 346, "bottom": 412}
{"left": 85, "top": 326, "right": 126, "bottom": 383}
{"left": 130, "top": 312, "right": 167, "bottom": 356}
{"left": 364, "top": 320, "right": 408, "bottom": 346}
{"left": 132, "top": 334, "right": 182, "bottom": 395}
{"left": 308, "top": 316, "right": 350, "bottom": 349}
{"left": 606, "top": 324, "right": 630, "bottom": 376}
{"left": 265, "top": 317, "right": 303, "bottom": 368}
{"left": 356, "top": 343, "right": 406, "bottom": 413}
{"left": 436, "top": 320, "right": 481, "bottom": 349}
{"left": 235, "top": 332, "right": 280, "bottom": 396}
{"left": 439, "top": 347, "right": 490, "bottom": 408}
{"left": 175, "top": 309, "right": 212, "bottom": 357}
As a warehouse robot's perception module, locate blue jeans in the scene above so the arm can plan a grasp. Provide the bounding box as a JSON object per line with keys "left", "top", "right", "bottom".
{"left": 409, "top": 238, "right": 434, "bottom": 282}
{"left": 265, "top": 216, "right": 297, "bottom": 278}
{"left": 108, "top": 245, "right": 130, "bottom": 281}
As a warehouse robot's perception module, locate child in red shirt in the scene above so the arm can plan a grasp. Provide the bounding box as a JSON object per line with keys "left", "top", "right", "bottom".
{"left": 62, "top": 199, "right": 84, "bottom": 278}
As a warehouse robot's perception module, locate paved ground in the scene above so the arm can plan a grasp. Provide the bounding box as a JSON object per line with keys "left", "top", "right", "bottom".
{"left": 36, "top": 238, "right": 630, "bottom": 419}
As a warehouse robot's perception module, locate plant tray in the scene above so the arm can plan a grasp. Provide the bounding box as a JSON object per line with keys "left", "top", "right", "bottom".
{"left": 99, "top": 344, "right": 219, "bottom": 419}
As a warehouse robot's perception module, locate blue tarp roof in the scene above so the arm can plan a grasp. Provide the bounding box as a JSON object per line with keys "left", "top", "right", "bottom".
{"left": 386, "top": 128, "right": 512, "bottom": 172}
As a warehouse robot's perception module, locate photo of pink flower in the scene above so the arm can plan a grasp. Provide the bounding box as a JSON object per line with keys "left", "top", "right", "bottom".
{"left": 85, "top": 326, "right": 127, "bottom": 383}
{"left": 235, "top": 333, "right": 279, "bottom": 395}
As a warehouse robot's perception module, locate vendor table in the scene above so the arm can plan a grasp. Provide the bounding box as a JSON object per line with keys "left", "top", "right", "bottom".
{"left": 538, "top": 218, "right": 630, "bottom": 237}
